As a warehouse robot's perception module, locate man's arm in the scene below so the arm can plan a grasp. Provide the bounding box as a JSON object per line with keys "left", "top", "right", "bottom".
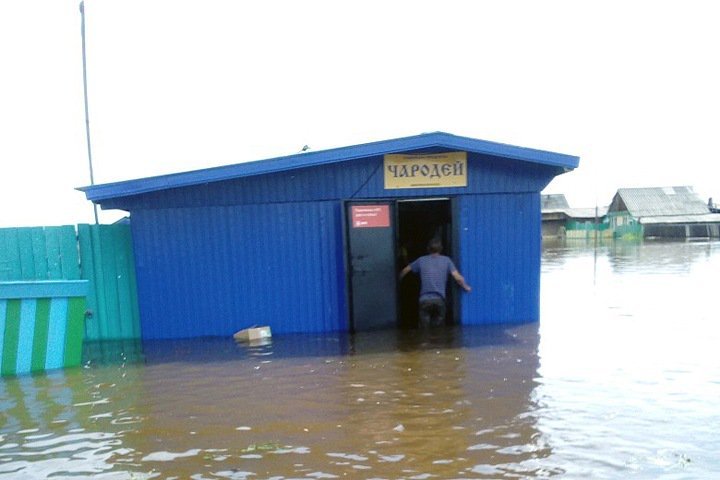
{"left": 451, "top": 270, "right": 472, "bottom": 292}
{"left": 399, "top": 265, "right": 412, "bottom": 280}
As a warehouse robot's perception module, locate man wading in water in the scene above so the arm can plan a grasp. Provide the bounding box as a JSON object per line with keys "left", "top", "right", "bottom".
{"left": 399, "top": 238, "right": 471, "bottom": 327}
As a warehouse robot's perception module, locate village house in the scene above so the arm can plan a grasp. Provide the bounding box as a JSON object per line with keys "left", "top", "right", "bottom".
{"left": 607, "top": 186, "right": 720, "bottom": 239}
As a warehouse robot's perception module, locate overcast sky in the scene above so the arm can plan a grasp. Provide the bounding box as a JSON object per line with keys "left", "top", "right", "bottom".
{"left": 2, "top": 0, "right": 718, "bottom": 227}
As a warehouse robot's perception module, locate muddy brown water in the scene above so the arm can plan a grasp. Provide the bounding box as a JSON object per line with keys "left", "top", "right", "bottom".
{"left": 1, "top": 240, "right": 719, "bottom": 479}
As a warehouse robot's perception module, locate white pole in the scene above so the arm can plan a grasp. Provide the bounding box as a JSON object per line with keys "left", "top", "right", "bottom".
{"left": 80, "top": 1, "right": 99, "bottom": 224}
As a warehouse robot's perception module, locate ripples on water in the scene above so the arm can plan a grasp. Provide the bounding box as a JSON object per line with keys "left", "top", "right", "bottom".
{"left": 1, "top": 240, "right": 719, "bottom": 479}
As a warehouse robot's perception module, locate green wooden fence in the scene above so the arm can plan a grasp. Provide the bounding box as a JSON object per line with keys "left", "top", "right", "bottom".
{"left": 0, "top": 226, "right": 80, "bottom": 281}
{"left": 77, "top": 224, "right": 141, "bottom": 340}
{"left": 0, "top": 225, "right": 140, "bottom": 341}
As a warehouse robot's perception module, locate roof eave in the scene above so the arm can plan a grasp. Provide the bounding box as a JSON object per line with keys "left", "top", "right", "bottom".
{"left": 78, "top": 132, "right": 579, "bottom": 203}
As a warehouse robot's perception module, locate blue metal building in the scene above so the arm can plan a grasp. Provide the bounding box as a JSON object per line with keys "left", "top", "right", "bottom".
{"left": 80, "top": 132, "right": 579, "bottom": 339}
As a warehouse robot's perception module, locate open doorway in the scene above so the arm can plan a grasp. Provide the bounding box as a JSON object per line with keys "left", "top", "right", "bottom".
{"left": 397, "top": 198, "right": 454, "bottom": 329}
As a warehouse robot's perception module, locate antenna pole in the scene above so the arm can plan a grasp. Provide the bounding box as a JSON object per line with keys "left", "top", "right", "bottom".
{"left": 80, "top": 1, "right": 99, "bottom": 224}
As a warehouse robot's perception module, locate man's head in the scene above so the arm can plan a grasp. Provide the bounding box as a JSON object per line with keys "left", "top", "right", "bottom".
{"left": 427, "top": 238, "right": 443, "bottom": 254}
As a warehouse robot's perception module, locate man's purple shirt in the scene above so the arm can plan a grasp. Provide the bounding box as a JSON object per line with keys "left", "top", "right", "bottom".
{"left": 410, "top": 254, "right": 457, "bottom": 300}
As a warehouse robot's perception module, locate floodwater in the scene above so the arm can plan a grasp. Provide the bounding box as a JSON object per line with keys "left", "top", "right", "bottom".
{"left": 1, "top": 240, "right": 719, "bottom": 479}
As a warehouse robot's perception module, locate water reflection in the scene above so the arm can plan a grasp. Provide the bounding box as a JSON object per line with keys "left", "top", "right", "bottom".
{"left": 538, "top": 239, "right": 720, "bottom": 479}
{"left": 606, "top": 239, "right": 715, "bottom": 274}
{"left": 83, "top": 339, "right": 146, "bottom": 366}
{"left": 543, "top": 237, "right": 718, "bottom": 275}
{"left": 2, "top": 240, "right": 719, "bottom": 478}
{"left": 0, "top": 369, "right": 139, "bottom": 478}
{"left": 1, "top": 325, "right": 547, "bottom": 478}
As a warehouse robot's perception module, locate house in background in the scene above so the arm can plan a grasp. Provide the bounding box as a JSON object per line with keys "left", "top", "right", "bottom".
{"left": 541, "top": 194, "right": 570, "bottom": 211}
{"left": 541, "top": 194, "right": 570, "bottom": 238}
{"left": 607, "top": 186, "right": 720, "bottom": 239}
{"left": 541, "top": 194, "right": 608, "bottom": 239}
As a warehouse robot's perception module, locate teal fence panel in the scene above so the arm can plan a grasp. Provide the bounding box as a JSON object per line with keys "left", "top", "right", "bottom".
{"left": 0, "top": 227, "right": 80, "bottom": 281}
{"left": 78, "top": 224, "right": 141, "bottom": 340}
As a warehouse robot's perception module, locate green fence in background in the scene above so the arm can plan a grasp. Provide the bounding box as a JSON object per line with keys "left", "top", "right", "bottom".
{"left": 0, "top": 225, "right": 140, "bottom": 341}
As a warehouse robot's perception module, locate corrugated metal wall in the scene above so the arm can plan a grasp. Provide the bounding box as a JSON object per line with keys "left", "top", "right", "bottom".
{"left": 457, "top": 193, "right": 541, "bottom": 324}
{"left": 132, "top": 201, "right": 347, "bottom": 339}
{"left": 123, "top": 152, "right": 556, "bottom": 339}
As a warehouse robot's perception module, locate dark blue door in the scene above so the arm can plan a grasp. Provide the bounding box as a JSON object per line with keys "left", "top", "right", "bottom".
{"left": 347, "top": 202, "right": 398, "bottom": 331}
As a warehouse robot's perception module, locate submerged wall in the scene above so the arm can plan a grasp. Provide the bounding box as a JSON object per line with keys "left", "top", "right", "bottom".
{"left": 0, "top": 281, "right": 87, "bottom": 376}
{"left": 127, "top": 157, "right": 558, "bottom": 339}
{"left": 457, "top": 193, "right": 542, "bottom": 325}
{"left": 131, "top": 201, "right": 347, "bottom": 339}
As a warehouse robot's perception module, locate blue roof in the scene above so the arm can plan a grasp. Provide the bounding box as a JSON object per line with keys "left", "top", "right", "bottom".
{"left": 78, "top": 131, "right": 579, "bottom": 202}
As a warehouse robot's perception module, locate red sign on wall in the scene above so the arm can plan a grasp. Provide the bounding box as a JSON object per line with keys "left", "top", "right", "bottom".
{"left": 351, "top": 205, "right": 391, "bottom": 228}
